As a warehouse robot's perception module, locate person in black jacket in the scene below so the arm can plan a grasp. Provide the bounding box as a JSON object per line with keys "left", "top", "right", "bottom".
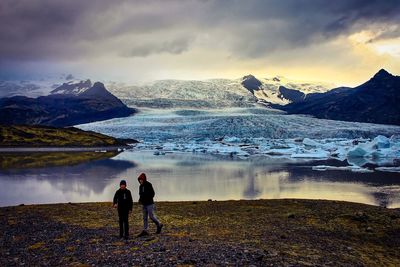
{"left": 113, "top": 180, "right": 133, "bottom": 239}
{"left": 136, "top": 173, "right": 163, "bottom": 237}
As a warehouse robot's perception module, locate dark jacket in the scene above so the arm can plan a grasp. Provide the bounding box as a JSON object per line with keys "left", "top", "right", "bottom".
{"left": 113, "top": 188, "right": 133, "bottom": 213}
{"left": 139, "top": 181, "right": 155, "bottom": 206}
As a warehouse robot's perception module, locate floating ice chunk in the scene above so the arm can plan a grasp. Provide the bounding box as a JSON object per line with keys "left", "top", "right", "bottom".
{"left": 302, "top": 138, "right": 321, "bottom": 147}
{"left": 375, "top": 167, "right": 400, "bottom": 173}
{"left": 264, "top": 148, "right": 297, "bottom": 155}
{"left": 373, "top": 135, "right": 390, "bottom": 149}
{"left": 351, "top": 167, "right": 374, "bottom": 173}
{"left": 330, "top": 146, "right": 348, "bottom": 160}
{"left": 312, "top": 165, "right": 340, "bottom": 171}
{"left": 223, "top": 136, "right": 241, "bottom": 143}
{"left": 347, "top": 145, "right": 369, "bottom": 158}
{"left": 291, "top": 149, "right": 329, "bottom": 158}
{"left": 389, "top": 135, "right": 400, "bottom": 148}
{"left": 203, "top": 143, "right": 248, "bottom": 156}
{"left": 321, "top": 141, "right": 338, "bottom": 151}
{"left": 312, "top": 165, "right": 373, "bottom": 173}
{"left": 369, "top": 150, "right": 385, "bottom": 159}
{"left": 347, "top": 135, "right": 398, "bottom": 160}
{"left": 347, "top": 157, "right": 371, "bottom": 167}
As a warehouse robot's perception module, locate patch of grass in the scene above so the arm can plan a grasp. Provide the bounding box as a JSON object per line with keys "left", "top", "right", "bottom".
{"left": 111, "top": 241, "right": 125, "bottom": 246}
{"left": 66, "top": 246, "right": 76, "bottom": 252}
{"left": 0, "top": 125, "right": 129, "bottom": 147}
{"left": 89, "top": 238, "right": 103, "bottom": 244}
{"left": 28, "top": 242, "right": 46, "bottom": 250}
{"left": 7, "top": 217, "right": 17, "bottom": 225}
{"left": 0, "top": 151, "right": 119, "bottom": 169}
{"left": 4, "top": 199, "right": 400, "bottom": 266}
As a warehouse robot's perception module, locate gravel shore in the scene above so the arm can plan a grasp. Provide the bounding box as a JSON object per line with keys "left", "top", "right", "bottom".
{"left": 1, "top": 199, "right": 399, "bottom": 266}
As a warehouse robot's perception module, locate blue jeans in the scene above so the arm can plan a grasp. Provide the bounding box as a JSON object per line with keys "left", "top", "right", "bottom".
{"left": 142, "top": 204, "right": 161, "bottom": 231}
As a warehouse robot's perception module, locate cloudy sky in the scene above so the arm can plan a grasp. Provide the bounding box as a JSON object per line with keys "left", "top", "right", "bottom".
{"left": 1, "top": 0, "right": 400, "bottom": 86}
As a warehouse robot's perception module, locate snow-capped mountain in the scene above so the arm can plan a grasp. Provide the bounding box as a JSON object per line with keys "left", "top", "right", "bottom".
{"left": 0, "top": 74, "right": 334, "bottom": 108}
{"left": 241, "top": 74, "right": 334, "bottom": 105}
{"left": 51, "top": 79, "right": 92, "bottom": 95}
{"left": 106, "top": 75, "right": 334, "bottom": 108}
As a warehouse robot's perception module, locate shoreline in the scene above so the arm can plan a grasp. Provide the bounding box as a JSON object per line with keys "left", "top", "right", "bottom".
{"left": 1, "top": 199, "right": 399, "bottom": 265}
{"left": 0, "top": 145, "right": 131, "bottom": 152}
{"left": 1, "top": 198, "right": 400, "bottom": 209}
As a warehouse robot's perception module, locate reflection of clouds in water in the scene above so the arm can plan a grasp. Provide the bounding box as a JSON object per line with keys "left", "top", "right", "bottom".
{"left": 3, "top": 158, "right": 135, "bottom": 194}
{"left": 0, "top": 158, "right": 136, "bottom": 206}
{"left": 1, "top": 151, "right": 399, "bottom": 207}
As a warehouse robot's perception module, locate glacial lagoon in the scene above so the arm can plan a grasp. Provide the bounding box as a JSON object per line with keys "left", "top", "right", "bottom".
{"left": 0, "top": 150, "right": 399, "bottom": 208}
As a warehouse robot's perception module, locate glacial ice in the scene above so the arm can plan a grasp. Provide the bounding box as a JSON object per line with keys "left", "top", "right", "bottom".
{"left": 124, "top": 135, "right": 400, "bottom": 172}
{"left": 77, "top": 108, "right": 400, "bottom": 172}
{"left": 312, "top": 165, "right": 374, "bottom": 173}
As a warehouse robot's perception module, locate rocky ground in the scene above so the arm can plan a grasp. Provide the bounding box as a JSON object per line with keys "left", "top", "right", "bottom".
{"left": 0, "top": 199, "right": 399, "bottom": 266}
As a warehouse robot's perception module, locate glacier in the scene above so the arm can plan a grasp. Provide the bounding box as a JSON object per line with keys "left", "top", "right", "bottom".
{"left": 77, "top": 107, "right": 400, "bottom": 172}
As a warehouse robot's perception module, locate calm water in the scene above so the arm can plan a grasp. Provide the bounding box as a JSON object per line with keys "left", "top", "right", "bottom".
{"left": 0, "top": 150, "right": 399, "bottom": 208}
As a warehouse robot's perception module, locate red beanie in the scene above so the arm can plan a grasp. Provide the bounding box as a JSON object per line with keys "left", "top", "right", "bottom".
{"left": 138, "top": 173, "right": 147, "bottom": 182}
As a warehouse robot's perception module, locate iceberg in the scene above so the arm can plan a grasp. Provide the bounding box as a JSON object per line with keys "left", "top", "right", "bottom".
{"left": 312, "top": 165, "right": 373, "bottom": 173}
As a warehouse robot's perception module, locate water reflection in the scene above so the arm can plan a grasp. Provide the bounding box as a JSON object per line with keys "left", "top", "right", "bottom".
{"left": 0, "top": 152, "right": 135, "bottom": 206}
{"left": 0, "top": 150, "right": 399, "bottom": 208}
{"left": 0, "top": 151, "right": 120, "bottom": 170}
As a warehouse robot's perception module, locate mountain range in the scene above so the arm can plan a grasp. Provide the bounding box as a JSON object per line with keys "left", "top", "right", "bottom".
{"left": 0, "top": 69, "right": 398, "bottom": 126}
{"left": 0, "top": 82, "right": 135, "bottom": 127}
{"left": 278, "top": 69, "right": 400, "bottom": 125}
{"left": 105, "top": 75, "right": 333, "bottom": 108}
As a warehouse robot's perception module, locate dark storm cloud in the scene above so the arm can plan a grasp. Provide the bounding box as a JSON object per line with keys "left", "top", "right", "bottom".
{"left": 0, "top": 0, "right": 399, "bottom": 61}
{"left": 121, "top": 36, "right": 195, "bottom": 57}
{"left": 212, "top": 0, "right": 400, "bottom": 57}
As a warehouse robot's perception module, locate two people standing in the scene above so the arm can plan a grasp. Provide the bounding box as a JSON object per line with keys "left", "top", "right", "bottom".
{"left": 112, "top": 173, "right": 163, "bottom": 239}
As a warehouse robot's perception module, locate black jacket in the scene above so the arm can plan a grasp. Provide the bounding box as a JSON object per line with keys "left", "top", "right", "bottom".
{"left": 113, "top": 189, "right": 133, "bottom": 212}
{"left": 139, "top": 181, "right": 155, "bottom": 206}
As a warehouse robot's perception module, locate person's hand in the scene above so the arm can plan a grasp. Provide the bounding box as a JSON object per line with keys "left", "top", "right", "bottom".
{"left": 113, "top": 204, "right": 117, "bottom": 208}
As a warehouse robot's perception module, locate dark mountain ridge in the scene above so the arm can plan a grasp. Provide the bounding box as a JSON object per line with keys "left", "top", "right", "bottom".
{"left": 280, "top": 69, "right": 400, "bottom": 125}
{"left": 0, "top": 82, "right": 135, "bottom": 127}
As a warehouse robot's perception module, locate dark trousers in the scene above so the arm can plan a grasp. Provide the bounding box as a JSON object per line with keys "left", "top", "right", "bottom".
{"left": 118, "top": 211, "right": 129, "bottom": 237}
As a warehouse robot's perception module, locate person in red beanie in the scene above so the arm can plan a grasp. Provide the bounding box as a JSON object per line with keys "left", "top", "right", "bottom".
{"left": 136, "top": 173, "right": 163, "bottom": 237}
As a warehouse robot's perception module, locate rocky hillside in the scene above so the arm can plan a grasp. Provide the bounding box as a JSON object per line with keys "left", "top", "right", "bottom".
{"left": 280, "top": 69, "right": 400, "bottom": 125}
{"left": 0, "top": 82, "right": 136, "bottom": 127}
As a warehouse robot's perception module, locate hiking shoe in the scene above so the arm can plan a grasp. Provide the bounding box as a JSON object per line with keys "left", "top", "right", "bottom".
{"left": 156, "top": 224, "right": 164, "bottom": 234}
{"left": 136, "top": 230, "right": 149, "bottom": 238}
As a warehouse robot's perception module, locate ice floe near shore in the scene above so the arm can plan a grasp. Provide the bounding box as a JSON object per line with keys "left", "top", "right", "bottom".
{"left": 130, "top": 134, "right": 400, "bottom": 172}
{"left": 312, "top": 165, "right": 374, "bottom": 173}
